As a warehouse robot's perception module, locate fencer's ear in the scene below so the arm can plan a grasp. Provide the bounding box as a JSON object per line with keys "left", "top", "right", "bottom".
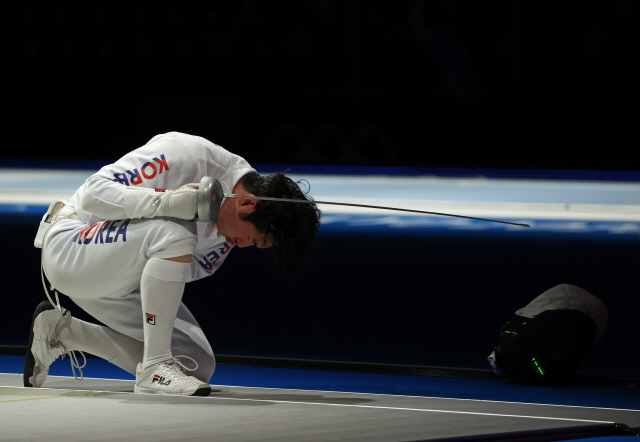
{"left": 237, "top": 196, "right": 258, "bottom": 207}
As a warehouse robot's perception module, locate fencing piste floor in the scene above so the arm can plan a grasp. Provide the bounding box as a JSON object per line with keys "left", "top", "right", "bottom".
{"left": 1, "top": 361, "right": 639, "bottom": 442}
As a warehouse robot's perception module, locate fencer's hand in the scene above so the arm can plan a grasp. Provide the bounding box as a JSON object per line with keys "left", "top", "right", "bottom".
{"left": 160, "top": 186, "right": 198, "bottom": 220}
{"left": 175, "top": 183, "right": 200, "bottom": 191}
{"left": 123, "top": 184, "right": 200, "bottom": 220}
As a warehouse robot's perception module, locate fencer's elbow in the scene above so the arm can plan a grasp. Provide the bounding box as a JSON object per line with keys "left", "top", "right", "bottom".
{"left": 79, "top": 176, "right": 125, "bottom": 219}
{"left": 82, "top": 175, "right": 105, "bottom": 196}
{"left": 79, "top": 193, "right": 110, "bottom": 219}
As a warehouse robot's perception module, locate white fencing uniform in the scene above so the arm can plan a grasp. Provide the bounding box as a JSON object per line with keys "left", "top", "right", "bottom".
{"left": 41, "top": 132, "right": 256, "bottom": 381}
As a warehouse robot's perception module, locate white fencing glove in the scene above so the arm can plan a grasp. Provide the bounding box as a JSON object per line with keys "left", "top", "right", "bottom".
{"left": 123, "top": 184, "right": 199, "bottom": 220}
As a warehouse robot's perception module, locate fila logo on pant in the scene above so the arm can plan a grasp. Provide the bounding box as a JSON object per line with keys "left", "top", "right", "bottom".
{"left": 152, "top": 375, "right": 171, "bottom": 386}
{"left": 146, "top": 313, "right": 155, "bottom": 325}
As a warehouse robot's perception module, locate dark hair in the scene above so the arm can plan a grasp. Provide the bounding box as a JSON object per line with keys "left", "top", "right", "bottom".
{"left": 241, "top": 172, "right": 321, "bottom": 276}
{"left": 494, "top": 310, "right": 596, "bottom": 385}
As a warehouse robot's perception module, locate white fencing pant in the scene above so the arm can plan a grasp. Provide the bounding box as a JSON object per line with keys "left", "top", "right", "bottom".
{"left": 41, "top": 216, "right": 215, "bottom": 381}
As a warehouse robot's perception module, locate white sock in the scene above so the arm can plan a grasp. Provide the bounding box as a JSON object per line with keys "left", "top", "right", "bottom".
{"left": 58, "top": 318, "right": 143, "bottom": 374}
{"left": 140, "top": 258, "right": 190, "bottom": 371}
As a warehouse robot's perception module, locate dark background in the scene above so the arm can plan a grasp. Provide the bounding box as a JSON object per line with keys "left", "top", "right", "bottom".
{"left": 2, "top": 2, "right": 640, "bottom": 378}
{"left": 3, "top": 1, "right": 640, "bottom": 169}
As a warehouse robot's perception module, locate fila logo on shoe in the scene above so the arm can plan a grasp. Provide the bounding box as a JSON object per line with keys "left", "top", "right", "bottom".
{"left": 152, "top": 375, "right": 171, "bottom": 386}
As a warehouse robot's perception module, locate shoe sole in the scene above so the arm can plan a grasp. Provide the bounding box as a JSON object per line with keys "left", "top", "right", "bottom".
{"left": 134, "top": 385, "right": 212, "bottom": 397}
{"left": 23, "top": 300, "right": 56, "bottom": 387}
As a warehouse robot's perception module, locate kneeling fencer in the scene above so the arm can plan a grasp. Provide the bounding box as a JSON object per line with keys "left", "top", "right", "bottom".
{"left": 25, "top": 132, "right": 321, "bottom": 396}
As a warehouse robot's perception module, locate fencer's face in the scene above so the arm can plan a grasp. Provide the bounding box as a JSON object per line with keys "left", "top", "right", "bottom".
{"left": 216, "top": 197, "right": 271, "bottom": 249}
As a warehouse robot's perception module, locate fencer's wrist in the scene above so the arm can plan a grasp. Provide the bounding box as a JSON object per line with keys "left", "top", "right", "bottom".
{"left": 159, "top": 188, "right": 197, "bottom": 220}
{"left": 123, "top": 186, "right": 198, "bottom": 220}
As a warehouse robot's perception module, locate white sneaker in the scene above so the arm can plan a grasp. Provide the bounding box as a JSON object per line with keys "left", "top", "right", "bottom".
{"left": 134, "top": 356, "right": 211, "bottom": 396}
{"left": 24, "top": 301, "right": 85, "bottom": 388}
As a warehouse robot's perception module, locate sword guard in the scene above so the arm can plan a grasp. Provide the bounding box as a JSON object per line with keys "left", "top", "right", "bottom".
{"left": 196, "top": 177, "right": 224, "bottom": 222}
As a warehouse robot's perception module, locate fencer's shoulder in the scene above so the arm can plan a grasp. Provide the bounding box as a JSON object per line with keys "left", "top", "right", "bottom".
{"left": 142, "top": 132, "right": 251, "bottom": 175}
{"left": 146, "top": 132, "right": 229, "bottom": 155}
{"left": 146, "top": 132, "right": 208, "bottom": 146}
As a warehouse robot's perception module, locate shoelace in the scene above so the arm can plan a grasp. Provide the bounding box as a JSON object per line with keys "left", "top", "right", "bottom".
{"left": 49, "top": 337, "right": 87, "bottom": 381}
{"left": 164, "top": 355, "right": 200, "bottom": 375}
{"left": 40, "top": 253, "right": 86, "bottom": 381}
{"left": 51, "top": 316, "right": 87, "bottom": 381}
